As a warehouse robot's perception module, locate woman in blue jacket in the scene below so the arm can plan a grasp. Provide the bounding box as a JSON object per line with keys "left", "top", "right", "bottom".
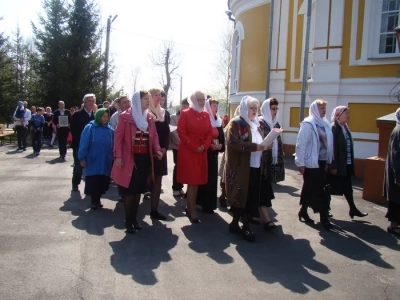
{"left": 78, "top": 108, "right": 114, "bottom": 209}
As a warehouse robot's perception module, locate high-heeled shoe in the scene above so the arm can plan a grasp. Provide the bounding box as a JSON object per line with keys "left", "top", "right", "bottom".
{"left": 298, "top": 210, "right": 314, "bottom": 223}
{"left": 349, "top": 209, "right": 368, "bottom": 219}
{"left": 125, "top": 225, "right": 136, "bottom": 234}
{"left": 133, "top": 222, "right": 142, "bottom": 230}
{"left": 320, "top": 215, "right": 333, "bottom": 231}
{"left": 189, "top": 216, "right": 201, "bottom": 224}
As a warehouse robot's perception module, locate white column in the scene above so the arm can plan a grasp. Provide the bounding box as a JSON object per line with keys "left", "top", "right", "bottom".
{"left": 308, "top": 0, "right": 345, "bottom": 112}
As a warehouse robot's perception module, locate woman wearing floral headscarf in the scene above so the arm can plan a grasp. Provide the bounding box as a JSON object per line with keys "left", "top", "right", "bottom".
{"left": 328, "top": 106, "right": 367, "bottom": 219}
{"left": 78, "top": 108, "right": 114, "bottom": 209}
{"left": 177, "top": 90, "right": 213, "bottom": 223}
{"left": 258, "top": 98, "right": 285, "bottom": 230}
{"left": 225, "top": 96, "right": 267, "bottom": 242}
{"left": 111, "top": 91, "right": 165, "bottom": 234}
{"left": 196, "top": 98, "right": 225, "bottom": 213}
{"left": 295, "top": 99, "right": 333, "bottom": 230}
{"left": 384, "top": 108, "right": 400, "bottom": 236}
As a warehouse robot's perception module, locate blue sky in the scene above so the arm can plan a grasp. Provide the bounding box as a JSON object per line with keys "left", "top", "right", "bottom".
{"left": 0, "top": 0, "right": 231, "bottom": 105}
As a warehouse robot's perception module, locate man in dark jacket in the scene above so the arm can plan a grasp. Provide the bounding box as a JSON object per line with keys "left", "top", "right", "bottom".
{"left": 70, "top": 94, "right": 95, "bottom": 191}
{"left": 53, "top": 101, "right": 71, "bottom": 160}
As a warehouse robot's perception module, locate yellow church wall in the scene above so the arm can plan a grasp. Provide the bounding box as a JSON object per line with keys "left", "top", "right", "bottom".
{"left": 341, "top": 0, "right": 398, "bottom": 78}
{"left": 236, "top": 4, "right": 270, "bottom": 92}
{"left": 347, "top": 103, "right": 399, "bottom": 133}
{"left": 285, "top": 0, "right": 303, "bottom": 91}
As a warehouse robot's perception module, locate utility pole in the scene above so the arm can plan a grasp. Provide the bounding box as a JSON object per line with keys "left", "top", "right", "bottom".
{"left": 265, "top": 0, "right": 274, "bottom": 100}
{"left": 299, "top": 0, "right": 312, "bottom": 123}
{"left": 102, "top": 15, "right": 118, "bottom": 103}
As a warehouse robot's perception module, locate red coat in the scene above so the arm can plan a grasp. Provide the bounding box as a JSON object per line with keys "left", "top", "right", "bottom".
{"left": 177, "top": 108, "right": 212, "bottom": 185}
{"left": 111, "top": 108, "right": 163, "bottom": 188}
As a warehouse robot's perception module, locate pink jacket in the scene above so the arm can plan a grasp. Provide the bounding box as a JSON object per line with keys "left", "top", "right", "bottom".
{"left": 111, "top": 108, "right": 163, "bottom": 188}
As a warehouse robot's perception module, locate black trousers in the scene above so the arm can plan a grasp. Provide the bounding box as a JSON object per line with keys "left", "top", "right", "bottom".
{"left": 15, "top": 125, "right": 27, "bottom": 149}
{"left": 72, "top": 147, "right": 83, "bottom": 187}
{"left": 172, "top": 149, "right": 183, "bottom": 191}
{"left": 31, "top": 130, "right": 43, "bottom": 153}
{"left": 57, "top": 128, "right": 69, "bottom": 158}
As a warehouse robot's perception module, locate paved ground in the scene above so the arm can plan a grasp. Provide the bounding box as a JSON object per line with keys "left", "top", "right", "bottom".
{"left": 0, "top": 144, "right": 399, "bottom": 300}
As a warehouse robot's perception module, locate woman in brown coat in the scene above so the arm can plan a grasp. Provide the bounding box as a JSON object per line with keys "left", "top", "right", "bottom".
{"left": 225, "top": 96, "right": 267, "bottom": 242}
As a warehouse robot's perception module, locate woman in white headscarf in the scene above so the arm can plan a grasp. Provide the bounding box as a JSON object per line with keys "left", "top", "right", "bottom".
{"left": 225, "top": 96, "right": 267, "bottom": 242}
{"left": 196, "top": 98, "right": 225, "bottom": 213}
{"left": 328, "top": 106, "right": 367, "bottom": 219}
{"left": 111, "top": 90, "right": 165, "bottom": 234}
{"left": 258, "top": 98, "right": 285, "bottom": 230}
{"left": 177, "top": 90, "right": 213, "bottom": 223}
{"left": 295, "top": 99, "right": 334, "bottom": 230}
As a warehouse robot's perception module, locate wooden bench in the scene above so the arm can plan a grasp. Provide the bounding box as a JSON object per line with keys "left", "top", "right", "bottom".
{"left": 0, "top": 130, "right": 15, "bottom": 146}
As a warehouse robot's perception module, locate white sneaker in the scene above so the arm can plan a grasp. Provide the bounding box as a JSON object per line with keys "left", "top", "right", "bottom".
{"left": 179, "top": 189, "right": 185, "bottom": 195}
{"left": 173, "top": 190, "right": 180, "bottom": 196}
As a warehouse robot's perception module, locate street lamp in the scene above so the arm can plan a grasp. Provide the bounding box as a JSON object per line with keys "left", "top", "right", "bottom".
{"left": 102, "top": 14, "right": 118, "bottom": 103}
{"left": 177, "top": 73, "right": 183, "bottom": 101}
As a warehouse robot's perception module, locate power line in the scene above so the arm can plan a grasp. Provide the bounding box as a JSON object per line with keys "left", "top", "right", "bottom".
{"left": 110, "top": 27, "right": 222, "bottom": 53}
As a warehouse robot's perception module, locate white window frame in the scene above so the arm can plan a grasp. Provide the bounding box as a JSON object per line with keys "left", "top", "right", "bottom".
{"left": 350, "top": 0, "right": 400, "bottom": 66}
{"left": 230, "top": 21, "right": 244, "bottom": 94}
{"left": 370, "top": 0, "right": 400, "bottom": 58}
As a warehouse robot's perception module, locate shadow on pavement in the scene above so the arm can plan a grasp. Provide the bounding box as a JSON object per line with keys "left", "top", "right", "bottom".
{"left": 181, "top": 213, "right": 233, "bottom": 264}
{"left": 329, "top": 219, "right": 400, "bottom": 252}
{"left": 319, "top": 224, "right": 395, "bottom": 269}
{"left": 59, "top": 192, "right": 115, "bottom": 236}
{"left": 235, "top": 228, "right": 331, "bottom": 294}
{"left": 109, "top": 221, "right": 179, "bottom": 285}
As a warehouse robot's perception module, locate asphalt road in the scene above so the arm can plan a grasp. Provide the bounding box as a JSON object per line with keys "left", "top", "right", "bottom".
{"left": 0, "top": 144, "right": 399, "bottom": 300}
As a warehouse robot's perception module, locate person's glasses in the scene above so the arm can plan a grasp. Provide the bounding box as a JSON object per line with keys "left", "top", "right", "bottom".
{"left": 271, "top": 107, "right": 279, "bottom": 111}
{"left": 197, "top": 99, "right": 206, "bottom": 101}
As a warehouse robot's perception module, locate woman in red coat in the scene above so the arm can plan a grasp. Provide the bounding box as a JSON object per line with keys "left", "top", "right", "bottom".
{"left": 177, "top": 91, "right": 212, "bottom": 223}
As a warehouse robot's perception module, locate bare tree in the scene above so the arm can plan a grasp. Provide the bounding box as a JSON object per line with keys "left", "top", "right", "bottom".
{"left": 129, "top": 66, "right": 141, "bottom": 94}
{"left": 149, "top": 41, "right": 181, "bottom": 108}
{"left": 213, "top": 23, "right": 234, "bottom": 114}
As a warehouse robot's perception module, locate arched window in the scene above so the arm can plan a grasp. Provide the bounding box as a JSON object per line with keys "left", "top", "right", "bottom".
{"left": 230, "top": 21, "right": 244, "bottom": 94}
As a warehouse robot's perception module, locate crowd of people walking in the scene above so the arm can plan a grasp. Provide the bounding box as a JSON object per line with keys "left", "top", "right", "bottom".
{"left": 12, "top": 90, "right": 400, "bottom": 239}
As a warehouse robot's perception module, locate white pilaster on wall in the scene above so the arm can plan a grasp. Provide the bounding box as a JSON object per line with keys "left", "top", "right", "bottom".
{"left": 308, "top": 0, "right": 345, "bottom": 111}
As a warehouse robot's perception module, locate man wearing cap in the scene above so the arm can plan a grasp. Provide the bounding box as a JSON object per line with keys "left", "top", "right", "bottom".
{"left": 169, "top": 98, "right": 189, "bottom": 196}
{"left": 70, "top": 94, "right": 95, "bottom": 192}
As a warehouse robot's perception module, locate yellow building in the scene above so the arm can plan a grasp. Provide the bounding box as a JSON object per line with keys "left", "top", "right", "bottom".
{"left": 227, "top": 0, "right": 400, "bottom": 177}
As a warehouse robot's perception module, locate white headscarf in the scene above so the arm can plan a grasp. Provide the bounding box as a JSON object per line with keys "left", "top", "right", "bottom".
{"left": 304, "top": 100, "right": 333, "bottom": 163}
{"left": 234, "top": 106, "right": 240, "bottom": 117}
{"left": 188, "top": 92, "right": 204, "bottom": 113}
{"left": 149, "top": 94, "right": 165, "bottom": 122}
{"left": 239, "top": 95, "right": 259, "bottom": 131}
{"left": 260, "top": 98, "right": 279, "bottom": 164}
{"left": 205, "top": 100, "right": 222, "bottom": 128}
{"left": 396, "top": 107, "right": 400, "bottom": 125}
{"left": 131, "top": 92, "right": 148, "bottom": 131}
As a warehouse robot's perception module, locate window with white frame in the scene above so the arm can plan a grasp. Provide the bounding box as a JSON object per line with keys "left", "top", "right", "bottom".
{"left": 379, "top": 0, "right": 400, "bottom": 54}
{"left": 232, "top": 35, "right": 240, "bottom": 92}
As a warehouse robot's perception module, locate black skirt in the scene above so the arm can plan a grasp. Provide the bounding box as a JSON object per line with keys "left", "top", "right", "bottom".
{"left": 84, "top": 175, "right": 110, "bottom": 196}
{"left": 196, "top": 151, "right": 218, "bottom": 211}
{"left": 258, "top": 179, "right": 275, "bottom": 208}
{"left": 153, "top": 154, "right": 168, "bottom": 177}
{"left": 386, "top": 202, "right": 400, "bottom": 223}
{"left": 327, "top": 164, "right": 353, "bottom": 196}
{"left": 300, "top": 160, "right": 330, "bottom": 213}
{"left": 119, "top": 153, "right": 151, "bottom": 196}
